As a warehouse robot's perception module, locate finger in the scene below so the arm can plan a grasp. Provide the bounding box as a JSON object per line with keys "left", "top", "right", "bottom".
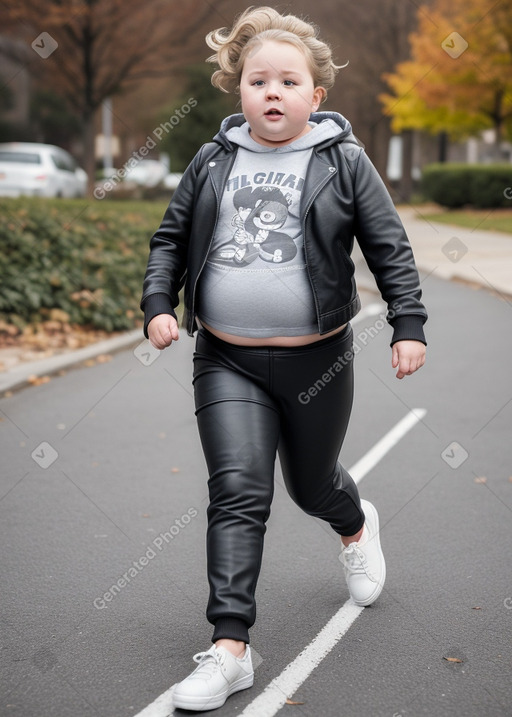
{"left": 150, "top": 326, "right": 171, "bottom": 350}
{"left": 391, "top": 346, "right": 399, "bottom": 368}
{"left": 396, "top": 357, "right": 411, "bottom": 379}
{"left": 159, "top": 329, "right": 174, "bottom": 347}
{"left": 170, "top": 321, "right": 180, "bottom": 341}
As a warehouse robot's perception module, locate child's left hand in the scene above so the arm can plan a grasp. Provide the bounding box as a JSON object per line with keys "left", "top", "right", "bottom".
{"left": 391, "top": 340, "right": 426, "bottom": 379}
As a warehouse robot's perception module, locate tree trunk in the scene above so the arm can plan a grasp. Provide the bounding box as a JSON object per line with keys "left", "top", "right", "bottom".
{"left": 368, "top": 117, "right": 392, "bottom": 184}
{"left": 438, "top": 132, "right": 448, "bottom": 163}
{"left": 399, "top": 129, "right": 413, "bottom": 202}
{"left": 82, "top": 110, "right": 96, "bottom": 197}
{"left": 493, "top": 88, "right": 504, "bottom": 160}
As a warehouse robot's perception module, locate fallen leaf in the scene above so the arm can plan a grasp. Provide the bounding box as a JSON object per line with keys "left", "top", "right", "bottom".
{"left": 443, "top": 657, "right": 463, "bottom": 663}
{"left": 285, "top": 699, "right": 305, "bottom": 705}
{"left": 27, "top": 374, "right": 51, "bottom": 386}
{"left": 142, "top": 513, "right": 151, "bottom": 518}
{"left": 471, "top": 606, "right": 482, "bottom": 610}
{"left": 171, "top": 467, "right": 180, "bottom": 473}
{"left": 474, "top": 476, "right": 487, "bottom": 484}
{"left": 508, "top": 476, "right": 512, "bottom": 483}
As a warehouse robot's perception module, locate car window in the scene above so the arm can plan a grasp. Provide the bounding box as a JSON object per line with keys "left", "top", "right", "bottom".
{"left": 0, "top": 151, "right": 42, "bottom": 164}
{"left": 51, "top": 152, "right": 75, "bottom": 172}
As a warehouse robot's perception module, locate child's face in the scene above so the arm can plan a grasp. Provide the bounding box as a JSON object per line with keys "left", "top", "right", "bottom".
{"left": 239, "top": 40, "right": 325, "bottom": 147}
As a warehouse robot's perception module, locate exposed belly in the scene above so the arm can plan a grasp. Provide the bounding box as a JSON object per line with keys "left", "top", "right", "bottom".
{"left": 199, "top": 320, "right": 346, "bottom": 347}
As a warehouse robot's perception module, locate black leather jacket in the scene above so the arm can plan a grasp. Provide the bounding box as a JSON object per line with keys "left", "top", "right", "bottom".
{"left": 141, "top": 112, "right": 427, "bottom": 345}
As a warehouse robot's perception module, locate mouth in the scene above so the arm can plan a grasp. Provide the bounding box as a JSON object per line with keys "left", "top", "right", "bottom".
{"left": 264, "top": 108, "right": 283, "bottom": 116}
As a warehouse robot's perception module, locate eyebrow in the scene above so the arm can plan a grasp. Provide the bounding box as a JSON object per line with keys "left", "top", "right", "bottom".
{"left": 245, "top": 68, "right": 304, "bottom": 78}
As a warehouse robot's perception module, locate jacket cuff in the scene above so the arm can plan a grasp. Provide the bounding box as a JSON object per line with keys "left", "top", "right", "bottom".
{"left": 142, "top": 293, "right": 177, "bottom": 338}
{"left": 389, "top": 314, "right": 427, "bottom": 346}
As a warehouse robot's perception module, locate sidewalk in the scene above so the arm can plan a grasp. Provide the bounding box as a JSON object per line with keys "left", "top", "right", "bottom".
{"left": 398, "top": 206, "right": 512, "bottom": 299}
{"left": 1, "top": 210, "right": 510, "bottom": 395}
{"left": 0, "top": 329, "right": 143, "bottom": 395}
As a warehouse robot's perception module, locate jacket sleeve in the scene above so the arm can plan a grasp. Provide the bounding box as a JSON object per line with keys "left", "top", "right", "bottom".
{"left": 351, "top": 149, "right": 427, "bottom": 345}
{"left": 140, "top": 145, "right": 209, "bottom": 337}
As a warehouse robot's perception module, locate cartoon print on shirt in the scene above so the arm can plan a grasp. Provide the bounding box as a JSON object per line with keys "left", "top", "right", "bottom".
{"left": 211, "top": 186, "right": 296, "bottom": 265}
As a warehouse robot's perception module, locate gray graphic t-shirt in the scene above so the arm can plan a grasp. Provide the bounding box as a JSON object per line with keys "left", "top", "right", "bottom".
{"left": 196, "top": 120, "right": 340, "bottom": 337}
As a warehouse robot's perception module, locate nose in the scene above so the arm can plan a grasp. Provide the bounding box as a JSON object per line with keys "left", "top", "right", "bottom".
{"left": 265, "top": 82, "right": 282, "bottom": 100}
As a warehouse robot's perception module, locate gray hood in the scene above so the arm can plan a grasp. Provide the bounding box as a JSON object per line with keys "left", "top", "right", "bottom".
{"left": 212, "top": 112, "right": 362, "bottom": 152}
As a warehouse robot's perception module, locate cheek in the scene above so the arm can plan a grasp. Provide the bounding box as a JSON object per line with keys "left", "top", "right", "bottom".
{"left": 240, "top": 91, "right": 257, "bottom": 115}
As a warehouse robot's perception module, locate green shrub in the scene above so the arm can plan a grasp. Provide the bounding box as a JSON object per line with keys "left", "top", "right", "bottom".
{"left": 421, "top": 164, "right": 512, "bottom": 209}
{"left": 0, "top": 198, "right": 168, "bottom": 331}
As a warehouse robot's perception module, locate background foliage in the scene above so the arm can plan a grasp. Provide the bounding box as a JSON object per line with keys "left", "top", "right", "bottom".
{"left": 0, "top": 198, "right": 167, "bottom": 331}
{"left": 421, "top": 164, "right": 512, "bottom": 208}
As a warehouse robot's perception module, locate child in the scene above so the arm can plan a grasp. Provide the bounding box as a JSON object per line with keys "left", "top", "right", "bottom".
{"left": 141, "top": 6, "right": 426, "bottom": 711}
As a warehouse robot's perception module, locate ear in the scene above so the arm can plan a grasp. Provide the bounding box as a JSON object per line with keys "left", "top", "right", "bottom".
{"left": 312, "top": 86, "right": 326, "bottom": 111}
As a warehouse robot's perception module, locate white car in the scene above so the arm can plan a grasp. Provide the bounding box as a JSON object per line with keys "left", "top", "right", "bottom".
{"left": 0, "top": 142, "right": 88, "bottom": 198}
{"left": 125, "top": 159, "right": 168, "bottom": 187}
{"left": 163, "top": 172, "right": 183, "bottom": 190}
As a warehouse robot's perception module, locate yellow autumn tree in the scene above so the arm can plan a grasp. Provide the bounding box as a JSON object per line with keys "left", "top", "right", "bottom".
{"left": 381, "top": 0, "right": 512, "bottom": 147}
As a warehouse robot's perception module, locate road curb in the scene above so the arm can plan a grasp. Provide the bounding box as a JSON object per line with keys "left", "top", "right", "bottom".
{"left": 0, "top": 328, "right": 143, "bottom": 395}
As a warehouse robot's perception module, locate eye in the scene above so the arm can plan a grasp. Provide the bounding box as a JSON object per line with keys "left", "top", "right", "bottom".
{"left": 283, "top": 79, "right": 296, "bottom": 87}
{"left": 252, "top": 80, "right": 265, "bottom": 86}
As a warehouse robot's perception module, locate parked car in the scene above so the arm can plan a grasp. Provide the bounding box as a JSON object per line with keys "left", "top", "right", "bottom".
{"left": 125, "top": 159, "right": 168, "bottom": 188}
{"left": 163, "top": 172, "right": 183, "bottom": 190}
{"left": 0, "top": 142, "right": 87, "bottom": 198}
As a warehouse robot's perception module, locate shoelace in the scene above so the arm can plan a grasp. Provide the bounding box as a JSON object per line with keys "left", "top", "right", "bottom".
{"left": 341, "top": 543, "right": 376, "bottom": 581}
{"left": 191, "top": 649, "right": 226, "bottom": 678}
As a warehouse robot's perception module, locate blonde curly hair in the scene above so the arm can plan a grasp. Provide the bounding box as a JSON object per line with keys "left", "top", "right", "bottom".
{"left": 205, "top": 6, "right": 344, "bottom": 97}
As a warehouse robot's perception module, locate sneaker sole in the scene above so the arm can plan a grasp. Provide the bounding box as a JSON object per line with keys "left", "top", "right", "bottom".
{"left": 351, "top": 500, "right": 386, "bottom": 607}
{"left": 173, "top": 672, "right": 254, "bottom": 711}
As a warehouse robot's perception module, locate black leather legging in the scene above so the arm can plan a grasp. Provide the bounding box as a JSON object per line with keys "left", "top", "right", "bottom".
{"left": 192, "top": 325, "right": 364, "bottom": 643}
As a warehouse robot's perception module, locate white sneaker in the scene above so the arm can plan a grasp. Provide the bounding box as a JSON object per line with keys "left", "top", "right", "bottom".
{"left": 173, "top": 644, "right": 254, "bottom": 711}
{"left": 339, "top": 499, "right": 386, "bottom": 606}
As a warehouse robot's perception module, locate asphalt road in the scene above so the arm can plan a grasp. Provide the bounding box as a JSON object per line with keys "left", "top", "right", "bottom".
{"left": 1, "top": 269, "right": 512, "bottom": 717}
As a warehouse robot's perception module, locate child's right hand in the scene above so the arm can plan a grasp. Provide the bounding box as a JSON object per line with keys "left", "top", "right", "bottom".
{"left": 148, "top": 314, "right": 179, "bottom": 350}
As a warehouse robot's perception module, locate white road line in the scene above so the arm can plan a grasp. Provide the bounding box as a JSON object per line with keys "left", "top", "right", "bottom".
{"left": 349, "top": 408, "right": 427, "bottom": 485}
{"left": 132, "top": 686, "right": 176, "bottom": 717}
{"left": 133, "top": 408, "right": 426, "bottom": 717}
{"left": 236, "top": 600, "right": 364, "bottom": 717}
